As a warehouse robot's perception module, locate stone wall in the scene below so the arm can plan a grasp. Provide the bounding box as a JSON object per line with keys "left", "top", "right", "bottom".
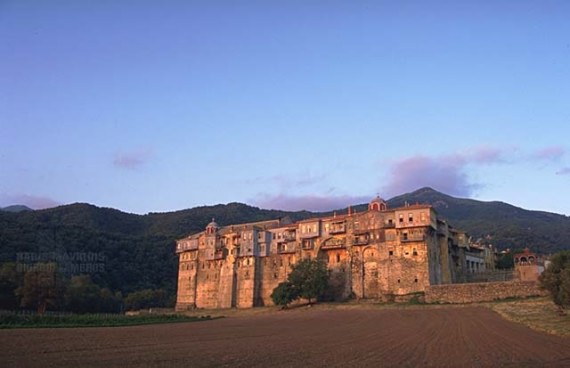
{"left": 424, "top": 281, "right": 547, "bottom": 304}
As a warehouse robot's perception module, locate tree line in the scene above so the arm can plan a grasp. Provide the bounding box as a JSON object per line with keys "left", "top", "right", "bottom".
{"left": 0, "top": 262, "right": 173, "bottom": 314}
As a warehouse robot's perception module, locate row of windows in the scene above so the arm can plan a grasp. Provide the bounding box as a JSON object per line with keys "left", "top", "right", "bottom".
{"left": 397, "top": 212, "right": 428, "bottom": 224}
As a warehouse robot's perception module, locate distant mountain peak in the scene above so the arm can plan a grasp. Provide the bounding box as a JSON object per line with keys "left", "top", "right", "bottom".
{"left": 0, "top": 205, "right": 33, "bottom": 213}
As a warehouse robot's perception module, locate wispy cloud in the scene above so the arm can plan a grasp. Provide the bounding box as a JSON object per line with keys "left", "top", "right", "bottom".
{"left": 0, "top": 193, "right": 61, "bottom": 209}
{"left": 531, "top": 146, "right": 565, "bottom": 161}
{"left": 113, "top": 148, "right": 153, "bottom": 170}
{"left": 251, "top": 193, "right": 370, "bottom": 212}
{"left": 556, "top": 167, "right": 570, "bottom": 175}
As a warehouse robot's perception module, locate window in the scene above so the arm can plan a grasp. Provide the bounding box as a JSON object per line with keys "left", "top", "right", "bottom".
{"left": 420, "top": 212, "right": 426, "bottom": 222}
{"left": 336, "top": 254, "right": 340, "bottom": 263}
{"left": 408, "top": 213, "right": 413, "bottom": 222}
{"left": 399, "top": 214, "right": 404, "bottom": 223}
{"left": 413, "top": 249, "right": 418, "bottom": 256}
{"left": 389, "top": 250, "right": 394, "bottom": 256}
{"left": 414, "top": 277, "right": 418, "bottom": 283}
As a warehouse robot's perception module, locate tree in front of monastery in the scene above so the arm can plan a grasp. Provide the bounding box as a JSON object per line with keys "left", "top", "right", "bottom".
{"left": 270, "top": 281, "right": 297, "bottom": 308}
{"left": 271, "top": 258, "right": 329, "bottom": 308}
{"left": 539, "top": 250, "right": 570, "bottom": 314}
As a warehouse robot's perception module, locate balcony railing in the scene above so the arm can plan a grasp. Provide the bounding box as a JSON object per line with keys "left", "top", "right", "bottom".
{"left": 353, "top": 237, "right": 369, "bottom": 246}
{"left": 401, "top": 235, "right": 425, "bottom": 242}
{"left": 329, "top": 224, "right": 346, "bottom": 234}
{"left": 321, "top": 239, "right": 346, "bottom": 249}
{"left": 283, "top": 232, "right": 297, "bottom": 241}
{"left": 176, "top": 241, "right": 199, "bottom": 253}
{"left": 278, "top": 246, "right": 296, "bottom": 254}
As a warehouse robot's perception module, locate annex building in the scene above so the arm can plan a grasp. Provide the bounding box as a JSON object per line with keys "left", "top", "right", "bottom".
{"left": 175, "top": 197, "right": 483, "bottom": 310}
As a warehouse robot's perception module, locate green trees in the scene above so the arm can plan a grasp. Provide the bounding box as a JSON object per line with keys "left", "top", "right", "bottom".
{"left": 123, "top": 288, "right": 173, "bottom": 311}
{"left": 271, "top": 282, "right": 297, "bottom": 308}
{"left": 539, "top": 251, "right": 570, "bottom": 312}
{"left": 270, "top": 258, "right": 329, "bottom": 308}
{"left": 16, "top": 263, "right": 65, "bottom": 314}
{"left": 0, "top": 263, "right": 21, "bottom": 309}
{"left": 64, "top": 275, "right": 122, "bottom": 313}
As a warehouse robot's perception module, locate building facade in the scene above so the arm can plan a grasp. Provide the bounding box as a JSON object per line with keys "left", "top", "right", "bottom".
{"left": 175, "top": 197, "right": 473, "bottom": 310}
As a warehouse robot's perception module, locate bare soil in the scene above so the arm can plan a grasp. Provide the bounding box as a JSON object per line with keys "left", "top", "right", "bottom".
{"left": 2, "top": 306, "right": 570, "bottom": 367}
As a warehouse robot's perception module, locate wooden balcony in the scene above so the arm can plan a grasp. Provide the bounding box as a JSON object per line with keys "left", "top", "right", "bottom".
{"left": 176, "top": 241, "right": 198, "bottom": 253}
{"left": 278, "top": 247, "right": 296, "bottom": 254}
{"left": 353, "top": 237, "right": 369, "bottom": 246}
{"left": 401, "top": 235, "right": 425, "bottom": 242}
{"left": 283, "top": 232, "right": 297, "bottom": 241}
{"left": 321, "top": 239, "right": 346, "bottom": 250}
{"left": 329, "top": 224, "right": 346, "bottom": 234}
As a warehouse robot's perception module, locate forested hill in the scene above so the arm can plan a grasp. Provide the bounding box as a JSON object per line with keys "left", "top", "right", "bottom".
{"left": 0, "top": 202, "right": 315, "bottom": 295}
{"left": 1, "top": 188, "right": 569, "bottom": 296}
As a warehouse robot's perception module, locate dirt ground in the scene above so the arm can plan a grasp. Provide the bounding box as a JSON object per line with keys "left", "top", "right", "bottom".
{"left": 2, "top": 306, "right": 570, "bottom": 367}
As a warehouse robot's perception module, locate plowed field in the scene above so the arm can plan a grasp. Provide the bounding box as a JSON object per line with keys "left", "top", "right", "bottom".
{"left": 2, "top": 307, "right": 570, "bottom": 367}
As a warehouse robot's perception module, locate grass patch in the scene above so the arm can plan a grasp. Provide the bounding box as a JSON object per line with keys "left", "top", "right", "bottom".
{"left": 486, "top": 297, "right": 570, "bottom": 337}
{"left": 0, "top": 312, "right": 215, "bottom": 329}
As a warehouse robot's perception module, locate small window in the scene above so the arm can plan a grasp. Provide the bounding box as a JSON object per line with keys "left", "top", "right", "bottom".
{"left": 397, "top": 279, "right": 401, "bottom": 283}
{"left": 389, "top": 250, "right": 394, "bottom": 256}
{"left": 414, "top": 277, "right": 418, "bottom": 283}
{"left": 413, "top": 249, "right": 418, "bottom": 256}
{"left": 408, "top": 213, "right": 413, "bottom": 222}
{"left": 336, "top": 254, "right": 341, "bottom": 263}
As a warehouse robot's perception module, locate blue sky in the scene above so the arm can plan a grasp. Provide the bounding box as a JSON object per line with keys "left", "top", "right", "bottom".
{"left": 1, "top": 1, "right": 569, "bottom": 215}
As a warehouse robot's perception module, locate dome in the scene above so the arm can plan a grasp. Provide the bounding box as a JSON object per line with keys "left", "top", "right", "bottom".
{"left": 369, "top": 196, "right": 387, "bottom": 211}
{"left": 206, "top": 218, "right": 219, "bottom": 234}
{"left": 207, "top": 218, "right": 218, "bottom": 228}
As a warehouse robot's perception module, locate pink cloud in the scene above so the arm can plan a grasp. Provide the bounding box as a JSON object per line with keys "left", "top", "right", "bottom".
{"left": 251, "top": 193, "right": 371, "bottom": 212}
{"left": 556, "top": 167, "right": 570, "bottom": 175}
{"left": 382, "top": 155, "right": 478, "bottom": 198}
{"left": 532, "top": 146, "right": 565, "bottom": 161}
{"left": 113, "top": 148, "right": 153, "bottom": 170}
{"left": 0, "top": 193, "right": 61, "bottom": 210}
{"left": 461, "top": 145, "right": 506, "bottom": 164}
